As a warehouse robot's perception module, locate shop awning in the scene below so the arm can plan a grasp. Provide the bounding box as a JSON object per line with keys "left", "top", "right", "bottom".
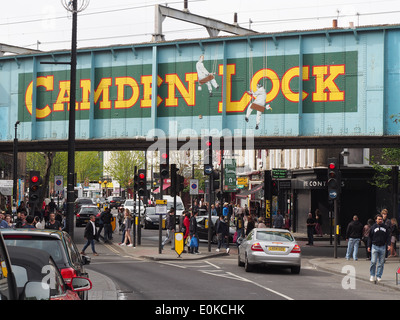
{"left": 235, "top": 183, "right": 263, "bottom": 198}
{"left": 153, "top": 183, "right": 171, "bottom": 194}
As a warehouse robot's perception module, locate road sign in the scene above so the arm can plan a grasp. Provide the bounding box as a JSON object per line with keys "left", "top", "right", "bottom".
{"left": 190, "top": 179, "right": 199, "bottom": 195}
{"left": 174, "top": 232, "right": 184, "bottom": 257}
{"left": 54, "top": 176, "right": 63, "bottom": 193}
{"left": 204, "top": 165, "right": 213, "bottom": 175}
{"left": 155, "top": 199, "right": 167, "bottom": 215}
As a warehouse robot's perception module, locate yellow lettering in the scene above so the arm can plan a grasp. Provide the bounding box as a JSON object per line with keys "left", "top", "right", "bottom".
{"left": 281, "top": 66, "right": 310, "bottom": 103}
{"left": 312, "top": 65, "right": 345, "bottom": 102}
{"left": 141, "top": 75, "right": 163, "bottom": 108}
{"left": 164, "top": 73, "right": 197, "bottom": 107}
{"left": 250, "top": 68, "right": 280, "bottom": 103}
{"left": 115, "top": 77, "right": 140, "bottom": 109}
{"left": 80, "top": 79, "right": 91, "bottom": 111}
{"left": 94, "top": 78, "right": 112, "bottom": 109}
{"left": 25, "top": 76, "right": 54, "bottom": 119}
{"left": 218, "top": 64, "right": 251, "bottom": 113}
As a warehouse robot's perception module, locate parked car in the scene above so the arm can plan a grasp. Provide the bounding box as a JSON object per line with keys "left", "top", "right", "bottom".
{"left": 2, "top": 229, "right": 91, "bottom": 299}
{"left": 106, "top": 196, "right": 122, "bottom": 209}
{"left": 74, "top": 197, "right": 94, "bottom": 213}
{"left": 76, "top": 205, "right": 101, "bottom": 227}
{"left": 237, "top": 228, "right": 301, "bottom": 274}
{"left": 144, "top": 206, "right": 165, "bottom": 229}
{"left": 195, "top": 216, "right": 235, "bottom": 244}
{"left": 8, "top": 246, "right": 92, "bottom": 300}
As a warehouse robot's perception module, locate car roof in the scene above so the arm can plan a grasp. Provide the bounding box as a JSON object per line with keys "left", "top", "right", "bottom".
{"left": 8, "top": 246, "right": 54, "bottom": 282}
{"left": 1, "top": 228, "right": 64, "bottom": 240}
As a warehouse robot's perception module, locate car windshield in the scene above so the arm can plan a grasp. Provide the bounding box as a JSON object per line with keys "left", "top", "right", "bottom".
{"left": 4, "top": 238, "right": 66, "bottom": 265}
{"left": 77, "top": 199, "right": 93, "bottom": 204}
{"left": 167, "top": 202, "right": 184, "bottom": 210}
{"left": 146, "top": 207, "right": 156, "bottom": 215}
{"left": 80, "top": 207, "right": 98, "bottom": 214}
{"left": 124, "top": 200, "right": 143, "bottom": 207}
{"left": 256, "top": 231, "right": 294, "bottom": 242}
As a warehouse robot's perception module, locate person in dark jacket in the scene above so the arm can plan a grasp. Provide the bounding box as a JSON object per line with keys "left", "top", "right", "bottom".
{"left": 216, "top": 216, "right": 230, "bottom": 253}
{"left": 345, "top": 215, "right": 363, "bottom": 260}
{"left": 368, "top": 214, "right": 391, "bottom": 282}
{"left": 81, "top": 215, "right": 98, "bottom": 256}
{"left": 101, "top": 207, "right": 113, "bottom": 243}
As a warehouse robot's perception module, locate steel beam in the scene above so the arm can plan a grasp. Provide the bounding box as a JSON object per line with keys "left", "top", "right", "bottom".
{"left": 152, "top": 5, "right": 257, "bottom": 42}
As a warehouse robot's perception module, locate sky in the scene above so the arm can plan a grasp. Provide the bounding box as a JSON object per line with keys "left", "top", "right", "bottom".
{"left": 1, "top": 0, "right": 400, "bottom": 52}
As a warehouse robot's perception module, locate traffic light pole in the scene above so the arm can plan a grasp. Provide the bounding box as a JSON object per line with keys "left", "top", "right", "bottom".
{"left": 334, "top": 199, "right": 338, "bottom": 259}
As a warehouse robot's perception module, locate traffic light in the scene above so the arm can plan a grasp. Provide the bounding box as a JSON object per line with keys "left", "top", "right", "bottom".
{"left": 170, "top": 164, "right": 178, "bottom": 197}
{"left": 160, "top": 150, "right": 169, "bottom": 178}
{"left": 203, "top": 136, "right": 213, "bottom": 175}
{"left": 133, "top": 174, "right": 139, "bottom": 193}
{"left": 177, "top": 174, "right": 185, "bottom": 193}
{"left": 211, "top": 170, "right": 220, "bottom": 191}
{"left": 264, "top": 170, "right": 272, "bottom": 199}
{"left": 138, "top": 169, "right": 146, "bottom": 196}
{"left": 271, "top": 180, "right": 279, "bottom": 196}
{"left": 29, "top": 170, "right": 41, "bottom": 209}
{"left": 327, "top": 158, "right": 340, "bottom": 200}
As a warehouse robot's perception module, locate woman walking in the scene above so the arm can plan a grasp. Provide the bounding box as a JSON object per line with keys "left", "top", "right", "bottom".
{"left": 120, "top": 209, "right": 134, "bottom": 247}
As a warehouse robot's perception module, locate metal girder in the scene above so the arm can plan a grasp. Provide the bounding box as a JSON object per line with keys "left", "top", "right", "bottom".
{"left": 2, "top": 136, "right": 400, "bottom": 153}
{"left": 152, "top": 4, "right": 257, "bottom": 42}
{"left": 0, "top": 43, "right": 40, "bottom": 56}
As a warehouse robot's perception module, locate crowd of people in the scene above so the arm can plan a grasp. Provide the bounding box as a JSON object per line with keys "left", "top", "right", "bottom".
{"left": 0, "top": 200, "right": 66, "bottom": 231}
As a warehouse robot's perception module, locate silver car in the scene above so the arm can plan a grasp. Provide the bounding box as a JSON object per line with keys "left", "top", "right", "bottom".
{"left": 238, "top": 228, "right": 301, "bottom": 274}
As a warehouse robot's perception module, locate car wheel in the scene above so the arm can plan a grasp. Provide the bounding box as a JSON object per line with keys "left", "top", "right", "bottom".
{"left": 238, "top": 249, "right": 244, "bottom": 267}
{"left": 291, "top": 266, "right": 301, "bottom": 274}
{"left": 244, "top": 254, "right": 253, "bottom": 272}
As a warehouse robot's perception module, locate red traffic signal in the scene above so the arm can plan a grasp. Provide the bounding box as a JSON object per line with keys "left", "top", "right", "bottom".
{"left": 31, "top": 175, "right": 39, "bottom": 183}
{"left": 139, "top": 173, "right": 145, "bottom": 180}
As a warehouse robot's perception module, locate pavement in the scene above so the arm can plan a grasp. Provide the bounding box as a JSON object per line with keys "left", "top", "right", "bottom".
{"left": 85, "top": 232, "right": 400, "bottom": 300}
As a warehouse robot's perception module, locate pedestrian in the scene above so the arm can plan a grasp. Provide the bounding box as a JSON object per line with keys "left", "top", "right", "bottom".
{"left": 362, "top": 219, "right": 374, "bottom": 260}
{"left": 234, "top": 212, "right": 244, "bottom": 246}
{"left": 211, "top": 204, "right": 217, "bottom": 216}
{"left": 81, "top": 215, "right": 98, "bottom": 256}
{"left": 381, "top": 209, "right": 392, "bottom": 258}
{"left": 368, "top": 213, "right": 391, "bottom": 282}
{"left": 22, "top": 215, "right": 36, "bottom": 229}
{"left": 189, "top": 210, "right": 200, "bottom": 254}
{"left": 257, "top": 217, "right": 267, "bottom": 228}
{"left": 45, "top": 212, "right": 62, "bottom": 231}
{"left": 162, "top": 208, "right": 176, "bottom": 250}
{"left": 245, "top": 216, "right": 255, "bottom": 236}
{"left": 216, "top": 215, "right": 230, "bottom": 253}
{"left": 120, "top": 209, "right": 133, "bottom": 247}
{"left": 345, "top": 215, "right": 363, "bottom": 260}
{"left": 306, "top": 212, "right": 316, "bottom": 245}
{"left": 273, "top": 210, "right": 284, "bottom": 228}
{"left": 0, "top": 212, "right": 9, "bottom": 228}
{"left": 222, "top": 203, "right": 229, "bottom": 218}
{"left": 183, "top": 211, "right": 190, "bottom": 247}
{"left": 388, "top": 218, "right": 399, "bottom": 258}
{"left": 5, "top": 214, "right": 13, "bottom": 228}
{"left": 101, "top": 207, "right": 113, "bottom": 243}
{"left": 315, "top": 209, "right": 323, "bottom": 237}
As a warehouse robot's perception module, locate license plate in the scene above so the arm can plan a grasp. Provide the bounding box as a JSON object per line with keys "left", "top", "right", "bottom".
{"left": 268, "top": 246, "right": 286, "bottom": 252}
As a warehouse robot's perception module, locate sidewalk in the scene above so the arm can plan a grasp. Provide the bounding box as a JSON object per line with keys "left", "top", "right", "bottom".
{"left": 86, "top": 234, "right": 400, "bottom": 299}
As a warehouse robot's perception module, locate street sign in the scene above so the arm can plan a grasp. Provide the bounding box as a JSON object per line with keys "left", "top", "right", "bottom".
{"left": 190, "top": 179, "right": 199, "bottom": 195}
{"left": 224, "top": 159, "right": 237, "bottom": 192}
{"left": 54, "top": 176, "right": 63, "bottom": 193}
{"left": 155, "top": 199, "right": 167, "bottom": 215}
{"left": 204, "top": 165, "right": 213, "bottom": 175}
{"left": 174, "top": 232, "right": 184, "bottom": 257}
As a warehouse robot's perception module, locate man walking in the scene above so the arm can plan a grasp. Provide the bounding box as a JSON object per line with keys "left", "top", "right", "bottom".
{"left": 162, "top": 208, "right": 175, "bottom": 250}
{"left": 368, "top": 214, "right": 391, "bottom": 282}
{"left": 81, "top": 215, "right": 98, "bottom": 256}
{"left": 345, "top": 215, "right": 363, "bottom": 260}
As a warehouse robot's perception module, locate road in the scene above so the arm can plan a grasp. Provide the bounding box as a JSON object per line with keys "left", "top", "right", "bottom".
{"left": 73, "top": 226, "right": 400, "bottom": 301}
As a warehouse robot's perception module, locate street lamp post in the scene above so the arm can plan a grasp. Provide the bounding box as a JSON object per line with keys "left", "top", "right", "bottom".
{"left": 62, "top": 0, "right": 89, "bottom": 238}
{"left": 13, "top": 121, "right": 20, "bottom": 210}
